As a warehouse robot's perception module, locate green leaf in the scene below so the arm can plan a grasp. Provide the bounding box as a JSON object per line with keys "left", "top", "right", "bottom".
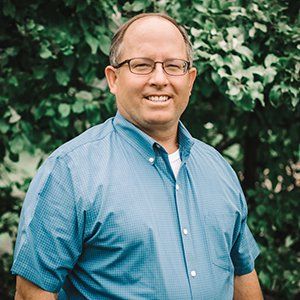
{"left": 3, "top": 1, "right": 16, "bottom": 17}
{"left": 254, "top": 22, "right": 267, "bottom": 33}
{"left": 0, "top": 120, "right": 10, "bottom": 134}
{"left": 54, "top": 117, "right": 70, "bottom": 127}
{"left": 55, "top": 69, "right": 70, "bottom": 86}
{"left": 191, "top": 27, "right": 202, "bottom": 38}
{"left": 218, "top": 40, "right": 229, "bottom": 52}
{"left": 8, "top": 108, "right": 21, "bottom": 123}
{"left": 248, "top": 66, "right": 265, "bottom": 76}
{"left": 8, "top": 76, "right": 18, "bottom": 87}
{"left": 269, "top": 85, "right": 281, "bottom": 107}
{"left": 210, "top": 54, "right": 224, "bottom": 67}
{"left": 195, "top": 50, "right": 211, "bottom": 60}
{"left": 5, "top": 47, "right": 18, "bottom": 57}
{"left": 217, "top": 68, "right": 228, "bottom": 79}
{"left": 211, "top": 71, "right": 222, "bottom": 85}
{"left": 240, "top": 94, "right": 255, "bottom": 111}
{"left": 259, "top": 271, "right": 271, "bottom": 288}
{"left": 263, "top": 67, "right": 277, "bottom": 85}
{"left": 227, "top": 81, "right": 242, "bottom": 96}
{"left": 291, "top": 97, "right": 299, "bottom": 108}
{"left": 85, "top": 33, "right": 99, "bottom": 55}
{"left": 33, "top": 67, "right": 47, "bottom": 80}
{"left": 224, "top": 55, "right": 243, "bottom": 73}
{"left": 72, "top": 100, "right": 85, "bottom": 113}
{"left": 285, "top": 236, "right": 294, "bottom": 248}
{"left": 58, "top": 103, "right": 71, "bottom": 117}
{"left": 249, "top": 27, "right": 256, "bottom": 38}
{"left": 235, "top": 45, "right": 253, "bottom": 61}
{"left": 26, "top": 19, "right": 35, "bottom": 30}
{"left": 131, "top": 0, "right": 148, "bottom": 12}
{"left": 9, "top": 135, "right": 24, "bottom": 154}
{"left": 75, "top": 91, "right": 93, "bottom": 101}
{"left": 264, "top": 54, "right": 279, "bottom": 67}
{"left": 256, "top": 204, "right": 267, "bottom": 216}
{"left": 226, "top": 27, "right": 243, "bottom": 37}
{"left": 247, "top": 81, "right": 265, "bottom": 106}
{"left": 99, "top": 35, "right": 111, "bottom": 56}
{"left": 193, "top": 4, "right": 207, "bottom": 13}
{"left": 40, "top": 46, "right": 52, "bottom": 59}
{"left": 45, "top": 107, "right": 55, "bottom": 117}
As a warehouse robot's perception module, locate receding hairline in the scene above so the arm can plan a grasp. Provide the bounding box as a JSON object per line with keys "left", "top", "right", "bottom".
{"left": 124, "top": 15, "right": 185, "bottom": 37}
{"left": 109, "top": 13, "right": 193, "bottom": 66}
{"left": 122, "top": 16, "right": 186, "bottom": 56}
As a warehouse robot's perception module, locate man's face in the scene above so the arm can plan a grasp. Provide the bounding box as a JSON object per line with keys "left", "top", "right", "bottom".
{"left": 105, "top": 17, "right": 197, "bottom": 134}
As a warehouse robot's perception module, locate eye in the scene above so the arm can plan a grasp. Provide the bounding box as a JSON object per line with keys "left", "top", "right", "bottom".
{"left": 166, "top": 64, "right": 181, "bottom": 69}
{"left": 165, "top": 60, "right": 184, "bottom": 70}
{"left": 130, "top": 59, "right": 153, "bottom": 70}
{"left": 134, "top": 63, "right": 152, "bottom": 69}
{"left": 166, "top": 62, "right": 180, "bottom": 67}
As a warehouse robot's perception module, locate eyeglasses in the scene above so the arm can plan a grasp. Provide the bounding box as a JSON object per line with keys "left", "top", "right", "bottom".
{"left": 113, "top": 57, "right": 191, "bottom": 76}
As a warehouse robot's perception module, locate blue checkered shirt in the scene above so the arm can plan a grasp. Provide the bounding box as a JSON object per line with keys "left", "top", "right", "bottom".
{"left": 12, "top": 112, "right": 259, "bottom": 299}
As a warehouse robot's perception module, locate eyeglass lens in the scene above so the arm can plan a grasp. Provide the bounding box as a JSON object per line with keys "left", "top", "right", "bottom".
{"left": 129, "top": 58, "right": 188, "bottom": 75}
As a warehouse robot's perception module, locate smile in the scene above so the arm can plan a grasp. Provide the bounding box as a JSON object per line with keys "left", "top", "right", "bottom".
{"left": 146, "top": 95, "right": 170, "bottom": 102}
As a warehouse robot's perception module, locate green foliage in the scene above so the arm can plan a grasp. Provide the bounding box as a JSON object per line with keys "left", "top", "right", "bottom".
{"left": 0, "top": 0, "right": 299, "bottom": 299}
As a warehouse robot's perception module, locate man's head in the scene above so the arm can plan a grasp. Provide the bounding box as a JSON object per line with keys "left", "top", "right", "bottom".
{"left": 105, "top": 13, "right": 197, "bottom": 135}
{"left": 109, "top": 13, "right": 194, "bottom": 67}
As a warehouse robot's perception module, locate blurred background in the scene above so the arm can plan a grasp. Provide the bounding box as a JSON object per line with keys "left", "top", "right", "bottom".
{"left": 0, "top": 0, "right": 299, "bottom": 299}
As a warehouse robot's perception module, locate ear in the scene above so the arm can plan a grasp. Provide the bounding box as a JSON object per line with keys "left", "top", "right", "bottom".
{"left": 188, "top": 67, "right": 197, "bottom": 91}
{"left": 105, "top": 66, "right": 118, "bottom": 95}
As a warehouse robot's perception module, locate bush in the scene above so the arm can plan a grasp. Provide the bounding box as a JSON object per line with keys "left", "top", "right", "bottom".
{"left": 0, "top": 0, "right": 299, "bottom": 298}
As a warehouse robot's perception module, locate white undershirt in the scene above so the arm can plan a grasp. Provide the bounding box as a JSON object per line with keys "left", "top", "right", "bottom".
{"left": 168, "top": 149, "right": 181, "bottom": 178}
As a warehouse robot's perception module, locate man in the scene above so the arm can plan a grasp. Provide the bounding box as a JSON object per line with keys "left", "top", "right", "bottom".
{"left": 12, "top": 13, "right": 263, "bottom": 299}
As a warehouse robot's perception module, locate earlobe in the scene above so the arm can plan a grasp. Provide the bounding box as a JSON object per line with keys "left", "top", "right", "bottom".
{"left": 105, "top": 66, "right": 118, "bottom": 95}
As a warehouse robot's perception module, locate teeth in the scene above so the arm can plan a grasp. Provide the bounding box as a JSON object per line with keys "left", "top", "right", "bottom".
{"left": 147, "top": 96, "right": 169, "bottom": 102}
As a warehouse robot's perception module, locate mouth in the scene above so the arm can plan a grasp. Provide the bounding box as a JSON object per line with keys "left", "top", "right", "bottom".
{"left": 145, "top": 95, "right": 171, "bottom": 103}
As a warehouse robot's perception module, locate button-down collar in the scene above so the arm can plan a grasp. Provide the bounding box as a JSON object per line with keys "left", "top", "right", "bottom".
{"left": 113, "top": 111, "right": 194, "bottom": 163}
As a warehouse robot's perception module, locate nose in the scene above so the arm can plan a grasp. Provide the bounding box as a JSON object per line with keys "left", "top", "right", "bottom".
{"left": 148, "top": 62, "right": 169, "bottom": 87}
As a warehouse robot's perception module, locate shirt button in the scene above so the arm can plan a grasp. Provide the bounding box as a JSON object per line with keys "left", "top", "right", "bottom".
{"left": 148, "top": 157, "right": 155, "bottom": 163}
{"left": 191, "top": 270, "right": 197, "bottom": 277}
{"left": 182, "top": 228, "right": 188, "bottom": 235}
{"left": 156, "top": 144, "right": 161, "bottom": 148}
{"left": 175, "top": 184, "right": 180, "bottom": 190}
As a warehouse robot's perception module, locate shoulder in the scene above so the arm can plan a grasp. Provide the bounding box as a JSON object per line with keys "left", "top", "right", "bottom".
{"left": 191, "top": 138, "right": 241, "bottom": 191}
{"left": 191, "top": 138, "right": 228, "bottom": 165}
{"left": 48, "top": 117, "right": 115, "bottom": 161}
{"left": 25, "top": 117, "right": 116, "bottom": 203}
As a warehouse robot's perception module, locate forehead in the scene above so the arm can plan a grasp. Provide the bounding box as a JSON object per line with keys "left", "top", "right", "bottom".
{"left": 121, "top": 16, "right": 187, "bottom": 59}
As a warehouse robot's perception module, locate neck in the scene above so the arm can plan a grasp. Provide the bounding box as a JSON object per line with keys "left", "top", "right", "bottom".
{"left": 142, "top": 124, "right": 179, "bottom": 154}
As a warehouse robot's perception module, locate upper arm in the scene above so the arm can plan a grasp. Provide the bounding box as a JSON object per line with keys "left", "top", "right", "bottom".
{"left": 11, "top": 157, "right": 82, "bottom": 292}
{"left": 15, "top": 276, "right": 57, "bottom": 300}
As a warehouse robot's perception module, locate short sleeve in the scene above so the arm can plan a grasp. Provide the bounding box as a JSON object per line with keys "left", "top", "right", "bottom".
{"left": 11, "top": 156, "right": 83, "bottom": 292}
{"left": 230, "top": 192, "right": 260, "bottom": 275}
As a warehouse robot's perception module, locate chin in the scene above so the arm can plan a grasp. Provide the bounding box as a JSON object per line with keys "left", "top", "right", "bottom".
{"left": 144, "top": 116, "right": 175, "bottom": 127}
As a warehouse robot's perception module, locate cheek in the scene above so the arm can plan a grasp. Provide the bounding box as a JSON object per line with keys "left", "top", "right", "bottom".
{"left": 118, "top": 75, "right": 146, "bottom": 94}
{"left": 173, "top": 80, "right": 191, "bottom": 97}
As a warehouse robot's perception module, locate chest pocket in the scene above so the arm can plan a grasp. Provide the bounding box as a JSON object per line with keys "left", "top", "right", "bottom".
{"left": 204, "top": 213, "right": 236, "bottom": 272}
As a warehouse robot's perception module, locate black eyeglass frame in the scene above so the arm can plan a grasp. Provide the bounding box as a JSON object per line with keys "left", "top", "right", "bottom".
{"left": 113, "top": 57, "right": 191, "bottom": 76}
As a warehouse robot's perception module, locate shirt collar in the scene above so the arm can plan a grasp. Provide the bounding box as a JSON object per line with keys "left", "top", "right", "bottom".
{"left": 113, "top": 111, "right": 194, "bottom": 163}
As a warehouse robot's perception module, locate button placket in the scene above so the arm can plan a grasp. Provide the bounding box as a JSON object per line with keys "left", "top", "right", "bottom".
{"left": 173, "top": 175, "right": 198, "bottom": 297}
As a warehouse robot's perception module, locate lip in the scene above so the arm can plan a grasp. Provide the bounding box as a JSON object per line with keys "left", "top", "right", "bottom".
{"left": 144, "top": 94, "right": 172, "bottom": 98}
{"left": 143, "top": 95, "right": 172, "bottom": 104}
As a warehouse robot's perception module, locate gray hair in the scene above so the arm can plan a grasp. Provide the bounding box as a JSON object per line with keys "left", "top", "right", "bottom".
{"left": 109, "top": 13, "right": 193, "bottom": 66}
